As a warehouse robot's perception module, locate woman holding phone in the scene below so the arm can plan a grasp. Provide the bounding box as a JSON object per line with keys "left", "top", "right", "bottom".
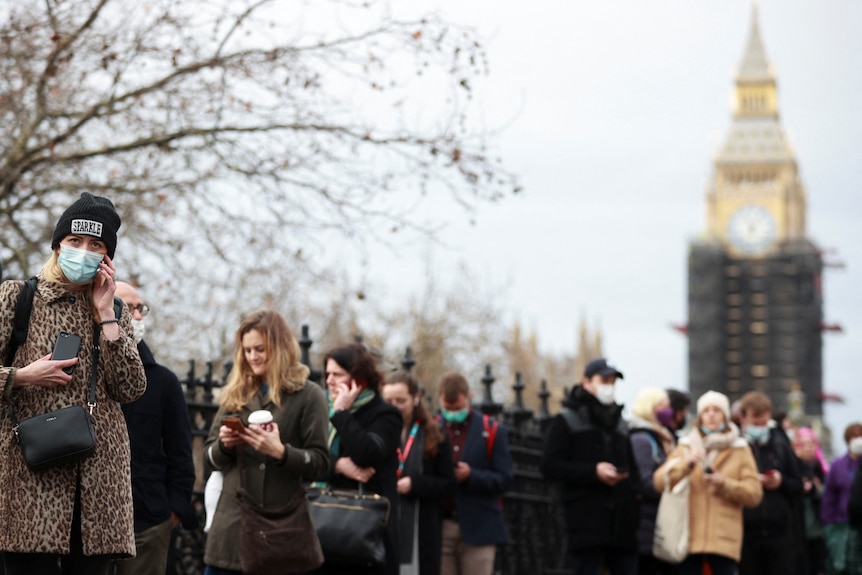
{"left": 653, "top": 391, "right": 763, "bottom": 575}
{"left": 313, "top": 343, "right": 402, "bottom": 575}
{"left": 203, "top": 310, "right": 330, "bottom": 575}
{"left": 0, "top": 193, "right": 146, "bottom": 574}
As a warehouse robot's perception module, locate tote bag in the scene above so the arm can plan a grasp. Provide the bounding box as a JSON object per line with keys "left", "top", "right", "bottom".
{"left": 308, "top": 484, "right": 390, "bottom": 567}
{"left": 653, "top": 470, "right": 690, "bottom": 564}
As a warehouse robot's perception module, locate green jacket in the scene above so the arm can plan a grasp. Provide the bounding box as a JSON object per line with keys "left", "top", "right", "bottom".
{"left": 203, "top": 381, "right": 330, "bottom": 570}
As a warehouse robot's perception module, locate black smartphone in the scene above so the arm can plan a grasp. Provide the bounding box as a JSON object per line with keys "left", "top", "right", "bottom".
{"left": 52, "top": 332, "right": 82, "bottom": 375}
{"left": 615, "top": 466, "right": 629, "bottom": 475}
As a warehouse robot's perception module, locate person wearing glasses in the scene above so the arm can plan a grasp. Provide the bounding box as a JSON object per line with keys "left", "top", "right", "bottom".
{"left": 112, "top": 282, "right": 196, "bottom": 575}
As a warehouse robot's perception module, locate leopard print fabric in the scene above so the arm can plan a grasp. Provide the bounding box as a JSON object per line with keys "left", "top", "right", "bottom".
{"left": 0, "top": 274, "right": 146, "bottom": 556}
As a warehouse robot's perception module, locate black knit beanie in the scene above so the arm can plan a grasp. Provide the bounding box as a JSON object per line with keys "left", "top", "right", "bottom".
{"left": 51, "top": 193, "right": 122, "bottom": 258}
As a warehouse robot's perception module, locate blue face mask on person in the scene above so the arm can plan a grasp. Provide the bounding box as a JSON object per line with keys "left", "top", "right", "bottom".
{"left": 700, "top": 423, "right": 727, "bottom": 435}
{"left": 441, "top": 407, "right": 469, "bottom": 424}
{"left": 58, "top": 244, "right": 103, "bottom": 284}
{"left": 746, "top": 424, "right": 771, "bottom": 444}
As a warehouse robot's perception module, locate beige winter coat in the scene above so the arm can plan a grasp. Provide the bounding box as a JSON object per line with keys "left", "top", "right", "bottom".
{"left": 653, "top": 429, "right": 763, "bottom": 562}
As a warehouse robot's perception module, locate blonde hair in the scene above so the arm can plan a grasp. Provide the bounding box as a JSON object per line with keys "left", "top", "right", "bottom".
{"left": 631, "top": 387, "right": 668, "bottom": 423}
{"left": 220, "top": 310, "right": 309, "bottom": 412}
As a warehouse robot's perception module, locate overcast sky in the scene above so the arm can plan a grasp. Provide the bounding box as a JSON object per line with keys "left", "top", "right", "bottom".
{"left": 340, "top": 0, "right": 861, "bottom": 451}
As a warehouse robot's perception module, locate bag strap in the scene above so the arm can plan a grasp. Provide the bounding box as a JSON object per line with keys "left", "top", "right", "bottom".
{"left": 7, "top": 278, "right": 116, "bottom": 430}
{"left": 5, "top": 277, "right": 38, "bottom": 367}
{"left": 483, "top": 414, "right": 498, "bottom": 462}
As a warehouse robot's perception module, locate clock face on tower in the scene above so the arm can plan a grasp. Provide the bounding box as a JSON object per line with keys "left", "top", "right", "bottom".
{"left": 726, "top": 205, "right": 777, "bottom": 255}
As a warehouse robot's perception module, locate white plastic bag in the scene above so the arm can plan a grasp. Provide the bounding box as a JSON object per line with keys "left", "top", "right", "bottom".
{"left": 203, "top": 470, "right": 224, "bottom": 533}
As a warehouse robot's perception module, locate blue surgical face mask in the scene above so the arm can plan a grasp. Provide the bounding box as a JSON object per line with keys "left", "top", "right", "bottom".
{"left": 441, "top": 407, "right": 469, "bottom": 424}
{"left": 58, "top": 244, "right": 104, "bottom": 285}
{"left": 700, "top": 423, "right": 727, "bottom": 435}
{"left": 746, "top": 424, "right": 771, "bottom": 444}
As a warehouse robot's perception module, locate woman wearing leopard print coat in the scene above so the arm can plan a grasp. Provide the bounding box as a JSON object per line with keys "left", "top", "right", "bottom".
{"left": 0, "top": 193, "right": 145, "bottom": 575}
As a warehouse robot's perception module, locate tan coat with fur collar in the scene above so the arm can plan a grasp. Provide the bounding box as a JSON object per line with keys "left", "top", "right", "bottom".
{"left": 653, "top": 430, "right": 763, "bottom": 562}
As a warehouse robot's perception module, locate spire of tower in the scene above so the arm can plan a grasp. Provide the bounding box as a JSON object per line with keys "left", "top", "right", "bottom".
{"left": 737, "top": 1, "right": 773, "bottom": 82}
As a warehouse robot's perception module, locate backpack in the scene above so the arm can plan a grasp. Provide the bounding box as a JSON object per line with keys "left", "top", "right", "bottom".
{"left": 4, "top": 277, "right": 123, "bottom": 366}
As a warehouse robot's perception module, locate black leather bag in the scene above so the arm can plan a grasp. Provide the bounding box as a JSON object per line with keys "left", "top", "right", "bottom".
{"left": 10, "top": 322, "right": 101, "bottom": 472}
{"left": 308, "top": 484, "right": 391, "bottom": 567}
{"left": 238, "top": 484, "right": 324, "bottom": 575}
{"left": 15, "top": 405, "right": 95, "bottom": 471}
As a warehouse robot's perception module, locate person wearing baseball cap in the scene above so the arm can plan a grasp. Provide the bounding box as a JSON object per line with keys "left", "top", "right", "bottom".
{"left": 0, "top": 192, "right": 145, "bottom": 574}
{"left": 540, "top": 358, "right": 639, "bottom": 574}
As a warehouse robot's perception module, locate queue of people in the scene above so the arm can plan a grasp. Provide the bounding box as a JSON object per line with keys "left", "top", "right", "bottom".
{"left": 2, "top": 192, "right": 859, "bottom": 575}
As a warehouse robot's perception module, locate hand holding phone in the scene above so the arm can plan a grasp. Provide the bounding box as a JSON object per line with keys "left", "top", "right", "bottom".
{"left": 51, "top": 332, "right": 82, "bottom": 375}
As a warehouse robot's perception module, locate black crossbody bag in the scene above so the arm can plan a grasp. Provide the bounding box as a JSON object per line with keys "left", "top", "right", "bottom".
{"left": 4, "top": 278, "right": 119, "bottom": 471}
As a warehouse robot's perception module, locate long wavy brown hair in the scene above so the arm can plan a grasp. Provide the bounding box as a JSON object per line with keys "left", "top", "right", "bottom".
{"left": 384, "top": 371, "right": 444, "bottom": 459}
{"left": 220, "top": 310, "right": 309, "bottom": 412}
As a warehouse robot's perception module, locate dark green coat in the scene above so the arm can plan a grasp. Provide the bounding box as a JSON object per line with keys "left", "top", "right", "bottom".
{"left": 203, "top": 381, "right": 330, "bottom": 571}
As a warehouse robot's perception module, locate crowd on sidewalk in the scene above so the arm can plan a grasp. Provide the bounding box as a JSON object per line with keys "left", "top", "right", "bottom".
{"left": 1, "top": 192, "right": 859, "bottom": 575}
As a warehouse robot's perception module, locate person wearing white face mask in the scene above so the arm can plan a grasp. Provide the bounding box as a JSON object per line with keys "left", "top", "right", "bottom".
{"left": 820, "top": 422, "right": 862, "bottom": 575}
{"left": 112, "top": 282, "right": 196, "bottom": 575}
{"left": 540, "top": 358, "right": 640, "bottom": 575}
{"left": 0, "top": 192, "right": 146, "bottom": 574}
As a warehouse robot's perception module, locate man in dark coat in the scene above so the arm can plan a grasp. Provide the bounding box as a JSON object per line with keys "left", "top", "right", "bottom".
{"left": 437, "top": 372, "right": 513, "bottom": 575}
{"left": 738, "top": 391, "right": 804, "bottom": 575}
{"left": 114, "top": 282, "right": 196, "bottom": 575}
{"left": 540, "top": 358, "right": 639, "bottom": 575}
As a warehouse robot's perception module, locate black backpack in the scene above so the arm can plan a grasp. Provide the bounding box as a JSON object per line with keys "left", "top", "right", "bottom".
{"left": 4, "top": 277, "right": 123, "bottom": 366}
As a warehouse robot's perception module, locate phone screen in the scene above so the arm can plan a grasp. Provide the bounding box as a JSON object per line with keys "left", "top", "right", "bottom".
{"left": 52, "top": 332, "right": 82, "bottom": 375}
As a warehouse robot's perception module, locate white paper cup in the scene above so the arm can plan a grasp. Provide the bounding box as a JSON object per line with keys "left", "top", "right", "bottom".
{"left": 248, "top": 410, "right": 274, "bottom": 432}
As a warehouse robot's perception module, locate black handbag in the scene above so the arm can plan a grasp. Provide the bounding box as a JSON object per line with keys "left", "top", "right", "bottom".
{"left": 236, "top": 450, "right": 324, "bottom": 575}
{"left": 308, "top": 483, "right": 391, "bottom": 567}
{"left": 10, "top": 323, "right": 100, "bottom": 471}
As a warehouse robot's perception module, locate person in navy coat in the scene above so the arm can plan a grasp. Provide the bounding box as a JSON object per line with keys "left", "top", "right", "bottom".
{"left": 437, "top": 372, "right": 513, "bottom": 575}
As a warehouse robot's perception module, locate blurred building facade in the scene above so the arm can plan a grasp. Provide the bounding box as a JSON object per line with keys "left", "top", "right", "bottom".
{"left": 687, "top": 6, "right": 824, "bottom": 420}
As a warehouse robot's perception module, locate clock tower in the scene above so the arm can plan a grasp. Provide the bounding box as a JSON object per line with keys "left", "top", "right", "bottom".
{"left": 688, "top": 5, "right": 824, "bottom": 418}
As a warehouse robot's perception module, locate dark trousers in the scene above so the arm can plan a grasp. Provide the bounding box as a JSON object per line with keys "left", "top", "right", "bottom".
{"left": 739, "top": 533, "right": 794, "bottom": 575}
{"left": 569, "top": 546, "right": 637, "bottom": 575}
{"left": 3, "top": 480, "right": 111, "bottom": 575}
{"left": 678, "top": 554, "right": 736, "bottom": 575}
{"left": 639, "top": 553, "right": 678, "bottom": 575}
{"left": 805, "top": 537, "right": 827, "bottom": 575}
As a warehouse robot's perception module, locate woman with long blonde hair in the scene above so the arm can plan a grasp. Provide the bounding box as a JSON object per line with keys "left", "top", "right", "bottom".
{"left": 203, "top": 310, "right": 330, "bottom": 575}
